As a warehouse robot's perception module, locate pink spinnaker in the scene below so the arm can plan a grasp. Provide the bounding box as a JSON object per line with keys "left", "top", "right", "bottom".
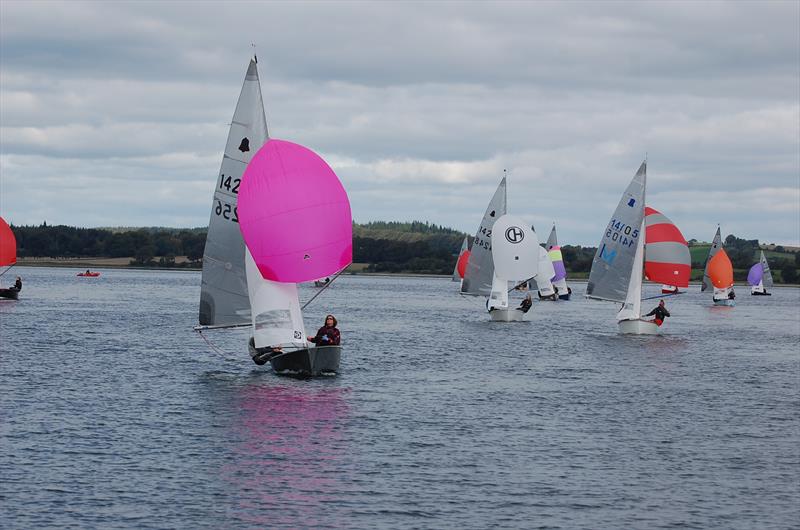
{"left": 238, "top": 139, "right": 352, "bottom": 283}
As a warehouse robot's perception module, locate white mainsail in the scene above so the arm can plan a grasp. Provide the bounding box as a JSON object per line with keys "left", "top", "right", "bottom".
{"left": 245, "top": 249, "right": 307, "bottom": 349}
{"left": 199, "top": 59, "right": 269, "bottom": 326}
{"left": 534, "top": 246, "right": 556, "bottom": 297}
{"left": 616, "top": 218, "right": 646, "bottom": 321}
{"left": 461, "top": 178, "right": 507, "bottom": 296}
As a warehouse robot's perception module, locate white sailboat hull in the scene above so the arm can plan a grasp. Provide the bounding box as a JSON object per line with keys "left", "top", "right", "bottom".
{"left": 713, "top": 298, "right": 736, "bottom": 306}
{"left": 618, "top": 318, "right": 661, "bottom": 335}
{"left": 489, "top": 308, "right": 529, "bottom": 322}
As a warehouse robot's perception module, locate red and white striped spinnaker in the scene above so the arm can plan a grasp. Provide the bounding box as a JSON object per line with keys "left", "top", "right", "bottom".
{"left": 644, "top": 207, "right": 691, "bottom": 288}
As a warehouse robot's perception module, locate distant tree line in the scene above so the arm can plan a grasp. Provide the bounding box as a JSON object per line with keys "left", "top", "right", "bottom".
{"left": 7, "top": 222, "right": 799, "bottom": 281}
{"left": 12, "top": 223, "right": 206, "bottom": 267}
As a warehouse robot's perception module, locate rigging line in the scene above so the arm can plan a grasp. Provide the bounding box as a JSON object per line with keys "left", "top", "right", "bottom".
{"left": 0, "top": 264, "right": 14, "bottom": 279}
{"left": 507, "top": 276, "right": 535, "bottom": 294}
{"left": 641, "top": 292, "right": 683, "bottom": 301}
{"left": 196, "top": 329, "right": 233, "bottom": 357}
{"left": 301, "top": 268, "right": 345, "bottom": 310}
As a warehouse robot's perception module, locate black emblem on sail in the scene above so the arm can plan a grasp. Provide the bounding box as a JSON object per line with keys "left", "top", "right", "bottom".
{"left": 505, "top": 226, "right": 524, "bottom": 243}
{"left": 489, "top": 210, "right": 496, "bottom": 217}
{"left": 238, "top": 137, "right": 250, "bottom": 152}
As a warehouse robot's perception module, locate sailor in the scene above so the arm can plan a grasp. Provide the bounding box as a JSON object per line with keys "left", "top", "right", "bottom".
{"left": 12, "top": 276, "right": 21, "bottom": 291}
{"left": 308, "top": 314, "right": 340, "bottom": 346}
{"left": 645, "top": 300, "right": 671, "bottom": 326}
{"left": 518, "top": 293, "right": 532, "bottom": 313}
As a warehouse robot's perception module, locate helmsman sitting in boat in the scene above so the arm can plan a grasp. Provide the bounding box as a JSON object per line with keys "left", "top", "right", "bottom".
{"left": 308, "top": 314, "right": 340, "bottom": 346}
{"left": 645, "top": 300, "right": 671, "bottom": 326}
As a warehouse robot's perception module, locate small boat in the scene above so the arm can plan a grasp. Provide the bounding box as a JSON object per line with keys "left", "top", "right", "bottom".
{"left": 661, "top": 285, "right": 680, "bottom": 294}
{"left": 195, "top": 57, "right": 352, "bottom": 377}
{"left": 545, "top": 224, "right": 571, "bottom": 300}
{"left": 77, "top": 271, "right": 101, "bottom": 277}
{"left": 451, "top": 236, "right": 470, "bottom": 285}
{"left": 461, "top": 175, "right": 539, "bottom": 321}
{"left": 313, "top": 277, "right": 331, "bottom": 288}
{"left": 748, "top": 250, "right": 773, "bottom": 295}
{"left": 702, "top": 226, "right": 736, "bottom": 306}
{"left": 586, "top": 162, "right": 690, "bottom": 335}
{"left": 0, "top": 216, "right": 20, "bottom": 301}
{"left": 487, "top": 213, "right": 538, "bottom": 321}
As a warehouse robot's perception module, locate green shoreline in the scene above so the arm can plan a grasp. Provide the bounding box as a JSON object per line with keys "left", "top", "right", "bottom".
{"left": 12, "top": 258, "right": 799, "bottom": 287}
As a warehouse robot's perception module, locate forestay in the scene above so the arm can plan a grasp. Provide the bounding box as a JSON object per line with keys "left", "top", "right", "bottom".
{"left": 586, "top": 161, "right": 647, "bottom": 304}
{"left": 199, "top": 59, "right": 268, "bottom": 326}
{"left": 461, "top": 178, "right": 507, "bottom": 296}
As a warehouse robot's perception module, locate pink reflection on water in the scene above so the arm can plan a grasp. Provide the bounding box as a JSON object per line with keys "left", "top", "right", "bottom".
{"left": 222, "top": 383, "right": 352, "bottom": 527}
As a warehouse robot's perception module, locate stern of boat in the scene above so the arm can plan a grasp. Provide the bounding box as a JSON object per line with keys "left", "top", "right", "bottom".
{"left": 618, "top": 318, "right": 662, "bottom": 335}
{"left": 489, "top": 309, "right": 529, "bottom": 322}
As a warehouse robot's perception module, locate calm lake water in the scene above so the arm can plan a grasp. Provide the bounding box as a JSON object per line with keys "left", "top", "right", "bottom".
{"left": 1, "top": 266, "right": 798, "bottom": 529}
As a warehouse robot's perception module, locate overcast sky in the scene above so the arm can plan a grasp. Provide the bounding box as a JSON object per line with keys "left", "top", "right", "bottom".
{"left": 1, "top": 0, "right": 798, "bottom": 246}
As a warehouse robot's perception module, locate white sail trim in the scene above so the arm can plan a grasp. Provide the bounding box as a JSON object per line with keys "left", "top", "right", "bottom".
{"left": 245, "top": 249, "right": 307, "bottom": 349}
{"left": 535, "top": 246, "right": 556, "bottom": 296}
{"left": 487, "top": 273, "right": 509, "bottom": 311}
{"left": 617, "top": 218, "right": 645, "bottom": 322}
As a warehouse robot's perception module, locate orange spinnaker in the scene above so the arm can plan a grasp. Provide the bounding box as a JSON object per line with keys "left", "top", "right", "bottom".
{"left": 0, "top": 217, "right": 16, "bottom": 267}
{"left": 708, "top": 248, "right": 733, "bottom": 288}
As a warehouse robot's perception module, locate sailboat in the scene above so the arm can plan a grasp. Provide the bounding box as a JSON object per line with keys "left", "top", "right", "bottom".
{"left": 460, "top": 176, "right": 538, "bottom": 321}
{"left": 195, "top": 58, "right": 352, "bottom": 376}
{"left": 486, "top": 214, "right": 539, "bottom": 321}
{"left": 452, "top": 236, "right": 470, "bottom": 284}
{"left": 702, "top": 227, "right": 736, "bottom": 306}
{"left": 545, "top": 224, "right": 571, "bottom": 300}
{"left": 586, "top": 161, "right": 690, "bottom": 334}
{"left": 0, "top": 216, "right": 19, "bottom": 301}
{"left": 238, "top": 139, "right": 352, "bottom": 375}
{"left": 748, "top": 250, "right": 773, "bottom": 296}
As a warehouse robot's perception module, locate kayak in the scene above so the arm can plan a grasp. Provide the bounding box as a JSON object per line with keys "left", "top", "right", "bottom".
{"left": 77, "top": 272, "right": 101, "bottom": 277}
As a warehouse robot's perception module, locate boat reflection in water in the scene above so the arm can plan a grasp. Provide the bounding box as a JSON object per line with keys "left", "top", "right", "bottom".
{"left": 222, "top": 382, "right": 351, "bottom": 527}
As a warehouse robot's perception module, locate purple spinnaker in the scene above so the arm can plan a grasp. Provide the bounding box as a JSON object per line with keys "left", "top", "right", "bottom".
{"left": 747, "top": 263, "right": 763, "bottom": 286}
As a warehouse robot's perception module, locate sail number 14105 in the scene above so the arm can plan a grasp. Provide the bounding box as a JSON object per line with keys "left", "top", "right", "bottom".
{"left": 605, "top": 218, "right": 639, "bottom": 248}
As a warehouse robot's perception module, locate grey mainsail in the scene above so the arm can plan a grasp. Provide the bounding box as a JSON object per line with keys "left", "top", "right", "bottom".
{"left": 460, "top": 177, "right": 507, "bottom": 296}
{"left": 761, "top": 250, "right": 774, "bottom": 288}
{"left": 546, "top": 224, "right": 557, "bottom": 251}
{"left": 701, "top": 227, "right": 723, "bottom": 292}
{"left": 199, "top": 59, "right": 269, "bottom": 326}
{"left": 586, "top": 161, "right": 647, "bottom": 304}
